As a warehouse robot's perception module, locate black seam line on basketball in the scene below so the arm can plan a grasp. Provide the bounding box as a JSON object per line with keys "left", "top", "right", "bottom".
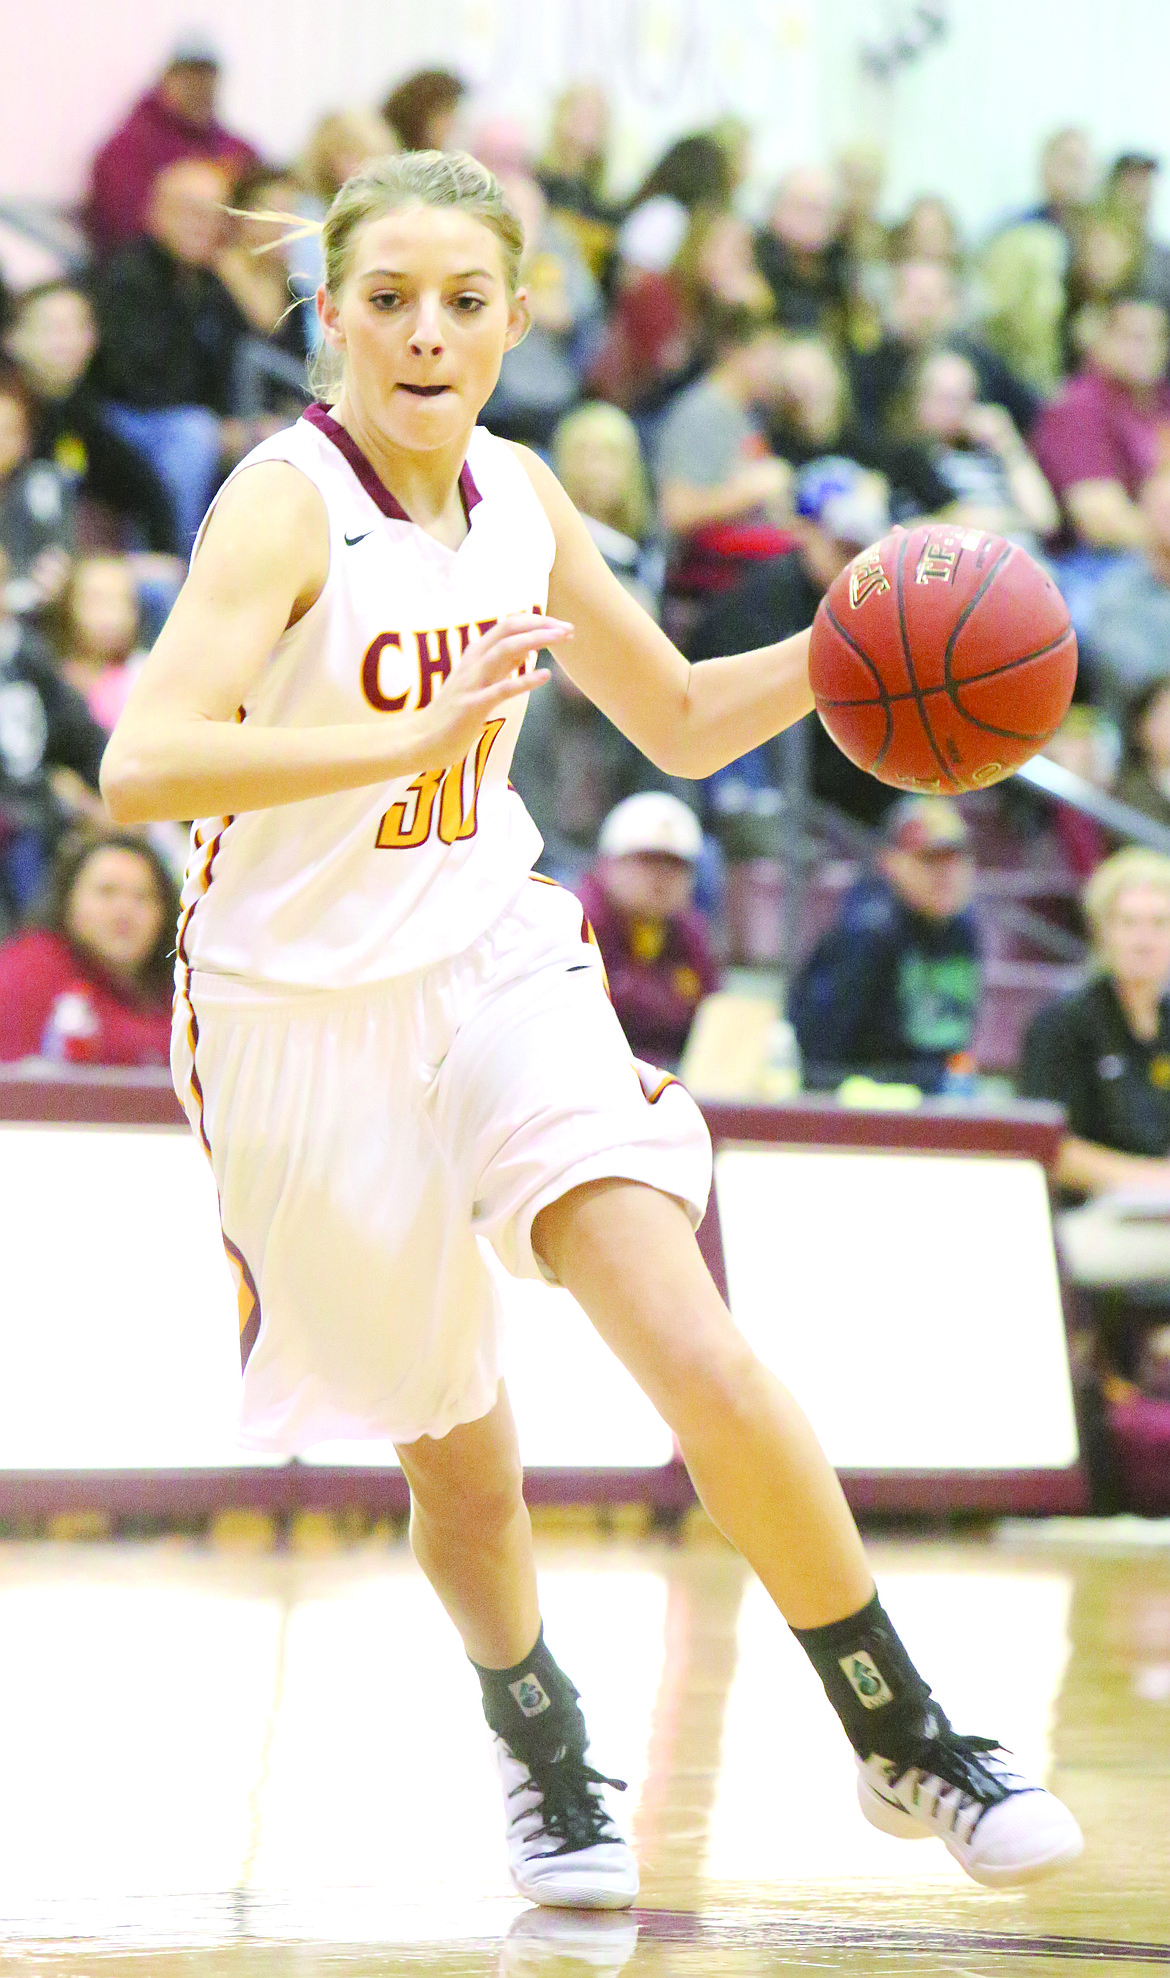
{"left": 818, "top": 672, "right": 1064, "bottom": 710}
{"left": 822, "top": 603, "right": 894, "bottom": 767}
{"left": 894, "top": 529, "right": 955, "bottom": 786}
{"left": 948, "top": 623, "right": 1076, "bottom": 685}
{"left": 821, "top": 617, "right": 1074, "bottom": 733}
{"left": 941, "top": 539, "right": 1016, "bottom": 713}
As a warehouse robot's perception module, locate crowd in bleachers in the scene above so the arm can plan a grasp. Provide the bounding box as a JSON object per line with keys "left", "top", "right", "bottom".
{"left": 4, "top": 38, "right": 1170, "bottom": 1494}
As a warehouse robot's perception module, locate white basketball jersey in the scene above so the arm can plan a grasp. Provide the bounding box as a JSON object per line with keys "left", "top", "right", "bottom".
{"left": 177, "top": 407, "right": 555, "bottom": 987}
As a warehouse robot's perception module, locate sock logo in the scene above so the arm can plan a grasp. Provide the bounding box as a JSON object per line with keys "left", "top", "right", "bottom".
{"left": 839, "top": 1650, "right": 895, "bottom": 1710}
{"left": 509, "top": 1673, "right": 553, "bottom": 1718}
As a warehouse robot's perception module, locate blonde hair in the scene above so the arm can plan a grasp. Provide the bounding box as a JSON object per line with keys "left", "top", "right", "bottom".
{"left": 1083, "top": 847, "right": 1170, "bottom": 953}
{"left": 551, "top": 400, "right": 652, "bottom": 541}
{"left": 297, "top": 108, "right": 399, "bottom": 203}
{"left": 305, "top": 149, "right": 526, "bottom": 402}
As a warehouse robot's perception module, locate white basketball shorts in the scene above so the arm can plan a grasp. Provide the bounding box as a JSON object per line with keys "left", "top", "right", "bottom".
{"left": 172, "top": 875, "right": 712, "bottom": 1453}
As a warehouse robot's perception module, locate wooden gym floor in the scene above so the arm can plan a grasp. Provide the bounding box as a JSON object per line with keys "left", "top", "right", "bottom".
{"left": 0, "top": 1520, "right": 1166, "bottom": 1976}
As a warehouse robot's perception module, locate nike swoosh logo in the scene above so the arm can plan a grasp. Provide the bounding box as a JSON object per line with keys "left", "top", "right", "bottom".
{"left": 344, "top": 531, "right": 371, "bottom": 547}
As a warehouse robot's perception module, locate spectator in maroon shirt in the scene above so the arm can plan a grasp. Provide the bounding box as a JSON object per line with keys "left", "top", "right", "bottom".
{"left": 1031, "top": 293, "right": 1170, "bottom": 552}
{"left": 84, "top": 39, "right": 261, "bottom": 259}
{"left": 0, "top": 829, "right": 177, "bottom": 1066}
{"left": 576, "top": 793, "right": 720, "bottom": 1067}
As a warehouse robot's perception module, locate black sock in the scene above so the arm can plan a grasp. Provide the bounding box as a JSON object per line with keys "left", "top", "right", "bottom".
{"left": 792, "top": 1593, "right": 943, "bottom": 1760}
{"left": 471, "top": 1625, "right": 587, "bottom": 1765}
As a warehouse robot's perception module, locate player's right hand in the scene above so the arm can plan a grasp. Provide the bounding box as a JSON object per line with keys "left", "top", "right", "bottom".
{"left": 414, "top": 612, "right": 569, "bottom": 768}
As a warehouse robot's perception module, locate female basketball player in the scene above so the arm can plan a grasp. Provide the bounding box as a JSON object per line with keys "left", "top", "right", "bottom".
{"left": 101, "top": 152, "right": 1082, "bottom": 1907}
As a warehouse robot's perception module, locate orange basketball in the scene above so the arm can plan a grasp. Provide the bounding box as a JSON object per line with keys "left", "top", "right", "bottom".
{"left": 808, "top": 523, "right": 1077, "bottom": 794}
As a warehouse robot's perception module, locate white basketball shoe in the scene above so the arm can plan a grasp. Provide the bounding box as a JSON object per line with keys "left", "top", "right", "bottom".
{"left": 857, "top": 1719, "right": 1084, "bottom": 1886}
{"left": 495, "top": 1736, "right": 640, "bottom": 1909}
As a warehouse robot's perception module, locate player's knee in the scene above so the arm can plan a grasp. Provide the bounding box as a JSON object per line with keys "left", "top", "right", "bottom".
{"left": 654, "top": 1323, "right": 764, "bottom": 1438}
{"left": 406, "top": 1451, "right": 526, "bottom": 1541}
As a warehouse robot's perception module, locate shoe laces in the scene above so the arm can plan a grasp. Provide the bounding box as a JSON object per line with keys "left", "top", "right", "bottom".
{"left": 510, "top": 1746, "right": 628, "bottom": 1855}
{"left": 886, "top": 1729, "right": 1026, "bottom": 1840}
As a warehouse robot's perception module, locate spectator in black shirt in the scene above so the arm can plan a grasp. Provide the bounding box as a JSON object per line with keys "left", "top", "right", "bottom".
{"left": 92, "top": 156, "right": 250, "bottom": 549}
{"left": 4, "top": 281, "right": 179, "bottom": 554}
{"left": 789, "top": 797, "right": 981, "bottom": 1095}
{"left": 1019, "top": 848, "right": 1170, "bottom": 1243}
{"left": 0, "top": 546, "right": 108, "bottom": 925}
{"left": 849, "top": 258, "right": 1041, "bottom": 441}
{"left": 753, "top": 165, "right": 850, "bottom": 337}
{"left": 0, "top": 367, "right": 73, "bottom": 620}
{"left": 1020, "top": 849, "right": 1170, "bottom": 1191}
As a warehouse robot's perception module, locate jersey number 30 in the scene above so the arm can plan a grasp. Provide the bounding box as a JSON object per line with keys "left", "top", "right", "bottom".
{"left": 375, "top": 719, "right": 505, "bottom": 850}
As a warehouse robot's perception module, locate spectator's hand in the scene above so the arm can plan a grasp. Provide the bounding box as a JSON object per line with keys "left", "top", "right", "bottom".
{"left": 734, "top": 454, "right": 793, "bottom": 522}
{"left": 49, "top": 767, "right": 108, "bottom": 825}
{"left": 28, "top": 546, "right": 71, "bottom": 605}
{"left": 964, "top": 402, "right": 1024, "bottom": 459}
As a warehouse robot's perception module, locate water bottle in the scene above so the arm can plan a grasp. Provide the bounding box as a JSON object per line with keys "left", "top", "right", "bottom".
{"left": 761, "top": 1016, "right": 802, "bottom": 1099}
{"left": 41, "top": 989, "right": 100, "bottom": 1064}
{"left": 941, "top": 1050, "right": 979, "bottom": 1100}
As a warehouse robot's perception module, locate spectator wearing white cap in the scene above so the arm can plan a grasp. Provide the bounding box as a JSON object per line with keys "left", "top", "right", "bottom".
{"left": 575, "top": 793, "right": 721, "bottom": 1067}
{"left": 788, "top": 796, "right": 981, "bottom": 1095}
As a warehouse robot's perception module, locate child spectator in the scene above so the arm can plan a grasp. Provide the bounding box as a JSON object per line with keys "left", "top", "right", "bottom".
{"left": 576, "top": 793, "right": 720, "bottom": 1067}
{"left": 1031, "top": 293, "right": 1170, "bottom": 554}
{"left": 83, "top": 39, "right": 260, "bottom": 259}
{"left": 551, "top": 402, "right": 661, "bottom": 613}
{"left": 789, "top": 796, "right": 981, "bottom": 1094}
{"left": 50, "top": 554, "right": 145, "bottom": 731}
{"left": 652, "top": 316, "right": 795, "bottom": 607}
{"left": 897, "top": 347, "right": 1058, "bottom": 545}
{"left": 91, "top": 157, "right": 250, "bottom": 550}
{"left": 0, "top": 366, "right": 73, "bottom": 618}
{"left": 687, "top": 454, "right": 894, "bottom": 832}
{"left": 0, "top": 830, "right": 177, "bottom": 1066}
{"left": 0, "top": 546, "right": 108, "bottom": 922}
{"left": 4, "top": 282, "right": 179, "bottom": 554}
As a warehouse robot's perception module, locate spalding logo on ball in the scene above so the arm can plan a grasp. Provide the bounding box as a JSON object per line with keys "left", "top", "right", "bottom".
{"left": 808, "top": 523, "right": 1077, "bottom": 793}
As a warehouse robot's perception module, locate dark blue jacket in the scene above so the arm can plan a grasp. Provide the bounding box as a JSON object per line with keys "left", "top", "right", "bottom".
{"left": 790, "top": 873, "right": 981, "bottom": 1094}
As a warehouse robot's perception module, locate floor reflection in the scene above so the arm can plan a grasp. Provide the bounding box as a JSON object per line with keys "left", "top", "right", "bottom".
{"left": 0, "top": 1529, "right": 1165, "bottom": 1975}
